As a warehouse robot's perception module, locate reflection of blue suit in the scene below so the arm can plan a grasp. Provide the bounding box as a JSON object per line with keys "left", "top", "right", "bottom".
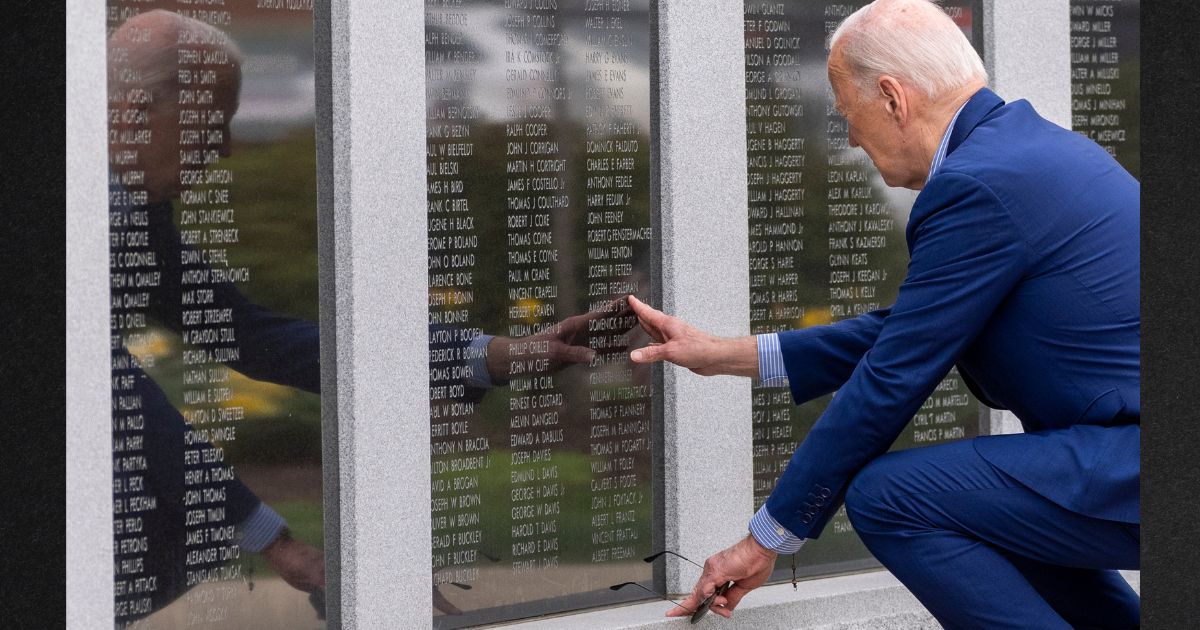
{"left": 111, "top": 197, "right": 321, "bottom": 622}
{"left": 767, "top": 89, "right": 1139, "bottom": 628}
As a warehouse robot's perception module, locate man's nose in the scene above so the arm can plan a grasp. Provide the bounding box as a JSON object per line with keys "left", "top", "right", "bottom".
{"left": 848, "top": 129, "right": 860, "bottom": 148}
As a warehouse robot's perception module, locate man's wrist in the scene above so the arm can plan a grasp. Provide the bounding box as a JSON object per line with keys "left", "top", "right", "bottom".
{"left": 743, "top": 532, "right": 778, "bottom": 560}
{"left": 238, "top": 502, "right": 288, "bottom": 553}
{"left": 261, "top": 527, "right": 293, "bottom": 555}
{"left": 748, "top": 504, "right": 808, "bottom": 554}
{"left": 720, "top": 335, "right": 762, "bottom": 378}
{"left": 483, "top": 336, "right": 510, "bottom": 385}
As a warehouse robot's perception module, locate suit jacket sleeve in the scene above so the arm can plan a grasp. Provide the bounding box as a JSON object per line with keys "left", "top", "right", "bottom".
{"left": 765, "top": 173, "right": 1032, "bottom": 538}
{"left": 143, "top": 204, "right": 322, "bottom": 394}
{"left": 777, "top": 308, "right": 889, "bottom": 404}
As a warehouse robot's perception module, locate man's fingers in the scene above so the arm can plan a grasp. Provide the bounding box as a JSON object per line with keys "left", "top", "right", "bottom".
{"left": 722, "top": 584, "right": 752, "bottom": 611}
{"left": 626, "top": 294, "right": 651, "bottom": 313}
{"left": 630, "top": 342, "right": 668, "bottom": 364}
{"left": 556, "top": 343, "right": 596, "bottom": 365}
{"left": 627, "top": 295, "right": 671, "bottom": 333}
{"left": 665, "top": 589, "right": 704, "bottom": 618}
{"left": 687, "top": 586, "right": 733, "bottom": 619}
{"left": 609, "top": 295, "right": 636, "bottom": 320}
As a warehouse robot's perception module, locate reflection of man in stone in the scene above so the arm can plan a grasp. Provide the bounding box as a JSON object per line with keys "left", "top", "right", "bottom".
{"left": 108, "top": 10, "right": 325, "bottom": 621}
{"left": 630, "top": 0, "right": 1140, "bottom": 627}
{"left": 110, "top": 10, "right": 635, "bottom": 621}
{"left": 430, "top": 296, "right": 639, "bottom": 616}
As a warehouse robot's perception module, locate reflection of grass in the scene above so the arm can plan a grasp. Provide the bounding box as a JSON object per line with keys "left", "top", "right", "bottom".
{"left": 433, "top": 449, "right": 653, "bottom": 565}
{"left": 226, "top": 371, "right": 290, "bottom": 417}
{"left": 223, "top": 404, "right": 323, "bottom": 465}
{"left": 800, "top": 306, "right": 831, "bottom": 328}
{"left": 188, "top": 131, "right": 320, "bottom": 320}
{"left": 132, "top": 324, "right": 323, "bottom": 464}
{"left": 275, "top": 500, "right": 326, "bottom": 549}
{"left": 128, "top": 130, "right": 326, "bottom": 466}
{"left": 125, "top": 328, "right": 172, "bottom": 361}
{"left": 210, "top": 131, "right": 324, "bottom": 464}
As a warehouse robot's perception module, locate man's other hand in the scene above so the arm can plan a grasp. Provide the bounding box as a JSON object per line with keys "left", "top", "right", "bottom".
{"left": 666, "top": 535, "right": 777, "bottom": 619}
{"left": 627, "top": 295, "right": 759, "bottom": 378}
{"left": 260, "top": 534, "right": 326, "bottom": 596}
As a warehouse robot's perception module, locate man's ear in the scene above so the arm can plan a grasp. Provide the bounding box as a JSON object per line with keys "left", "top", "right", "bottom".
{"left": 877, "top": 76, "right": 908, "bottom": 125}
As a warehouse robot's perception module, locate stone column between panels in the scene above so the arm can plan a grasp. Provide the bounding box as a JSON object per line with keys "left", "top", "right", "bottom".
{"left": 984, "top": 0, "right": 1071, "bottom": 436}
{"left": 67, "top": 0, "right": 116, "bottom": 626}
{"left": 656, "top": 0, "right": 756, "bottom": 596}
{"left": 986, "top": 0, "right": 1072, "bottom": 128}
{"left": 317, "top": 1, "right": 433, "bottom": 627}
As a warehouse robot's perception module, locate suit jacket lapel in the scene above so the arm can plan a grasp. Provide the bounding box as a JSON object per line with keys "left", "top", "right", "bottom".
{"left": 947, "top": 87, "right": 1005, "bottom": 156}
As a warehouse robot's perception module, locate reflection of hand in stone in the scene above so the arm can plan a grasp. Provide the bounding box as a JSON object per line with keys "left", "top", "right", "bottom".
{"left": 485, "top": 296, "right": 636, "bottom": 383}
{"left": 260, "top": 532, "right": 326, "bottom": 602}
{"left": 432, "top": 585, "right": 465, "bottom": 616}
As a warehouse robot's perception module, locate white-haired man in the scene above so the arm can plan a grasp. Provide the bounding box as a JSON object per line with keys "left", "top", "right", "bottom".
{"left": 628, "top": 0, "right": 1140, "bottom": 627}
{"left": 108, "top": 10, "right": 326, "bottom": 621}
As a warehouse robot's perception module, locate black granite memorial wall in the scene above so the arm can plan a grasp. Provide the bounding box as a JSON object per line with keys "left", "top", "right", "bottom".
{"left": 424, "top": 1, "right": 659, "bottom": 627}
{"left": 743, "top": 0, "right": 986, "bottom": 581}
{"left": 1070, "top": 0, "right": 1140, "bottom": 179}
{"left": 107, "top": 2, "right": 326, "bottom": 627}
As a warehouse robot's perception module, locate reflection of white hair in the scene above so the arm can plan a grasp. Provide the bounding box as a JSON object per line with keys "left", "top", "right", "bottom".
{"left": 830, "top": 0, "right": 986, "bottom": 100}
{"left": 108, "top": 9, "right": 243, "bottom": 106}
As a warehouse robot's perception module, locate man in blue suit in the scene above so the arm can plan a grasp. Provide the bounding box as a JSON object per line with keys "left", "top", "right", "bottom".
{"left": 627, "top": 0, "right": 1139, "bottom": 627}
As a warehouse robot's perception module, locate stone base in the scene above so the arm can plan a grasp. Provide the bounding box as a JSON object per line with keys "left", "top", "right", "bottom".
{"left": 502, "top": 569, "right": 1140, "bottom": 629}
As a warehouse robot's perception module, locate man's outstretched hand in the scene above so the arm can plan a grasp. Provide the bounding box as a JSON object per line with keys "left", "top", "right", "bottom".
{"left": 627, "top": 295, "right": 759, "bottom": 378}
{"left": 260, "top": 533, "right": 326, "bottom": 596}
{"left": 666, "top": 535, "right": 777, "bottom": 619}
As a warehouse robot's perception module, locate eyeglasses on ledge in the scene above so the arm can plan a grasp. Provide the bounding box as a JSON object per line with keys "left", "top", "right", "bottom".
{"left": 609, "top": 550, "right": 733, "bottom": 624}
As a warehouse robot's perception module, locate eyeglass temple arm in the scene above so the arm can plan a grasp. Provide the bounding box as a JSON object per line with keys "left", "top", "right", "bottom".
{"left": 643, "top": 550, "right": 704, "bottom": 570}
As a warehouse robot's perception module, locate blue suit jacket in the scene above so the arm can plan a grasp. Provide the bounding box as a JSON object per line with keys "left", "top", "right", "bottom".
{"left": 767, "top": 88, "right": 1140, "bottom": 538}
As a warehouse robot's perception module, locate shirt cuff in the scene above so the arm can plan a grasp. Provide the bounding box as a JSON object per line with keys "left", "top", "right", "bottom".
{"left": 464, "top": 334, "right": 495, "bottom": 389}
{"left": 748, "top": 504, "right": 807, "bottom": 554}
{"left": 756, "top": 333, "right": 789, "bottom": 387}
{"left": 238, "top": 502, "right": 287, "bottom": 553}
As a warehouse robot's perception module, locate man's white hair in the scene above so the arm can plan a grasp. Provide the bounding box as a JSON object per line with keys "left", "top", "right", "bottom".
{"left": 829, "top": 0, "right": 986, "bottom": 100}
{"left": 108, "top": 10, "right": 243, "bottom": 106}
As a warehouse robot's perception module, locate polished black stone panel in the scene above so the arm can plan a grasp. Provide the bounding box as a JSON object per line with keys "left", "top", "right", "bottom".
{"left": 107, "top": 3, "right": 325, "bottom": 627}
{"left": 425, "top": 1, "right": 658, "bottom": 627}
{"left": 1070, "top": 0, "right": 1140, "bottom": 179}
{"left": 742, "top": 0, "right": 985, "bottom": 581}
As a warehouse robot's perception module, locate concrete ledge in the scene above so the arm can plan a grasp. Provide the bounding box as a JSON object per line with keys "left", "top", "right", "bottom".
{"left": 501, "top": 570, "right": 931, "bottom": 629}
{"left": 500, "top": 569, "right": 1141, "bottom": 629}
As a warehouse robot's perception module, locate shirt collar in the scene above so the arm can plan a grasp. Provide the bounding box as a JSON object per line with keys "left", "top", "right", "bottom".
{"left": 926, "top": 100, "right": 969, "bottom": 184}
